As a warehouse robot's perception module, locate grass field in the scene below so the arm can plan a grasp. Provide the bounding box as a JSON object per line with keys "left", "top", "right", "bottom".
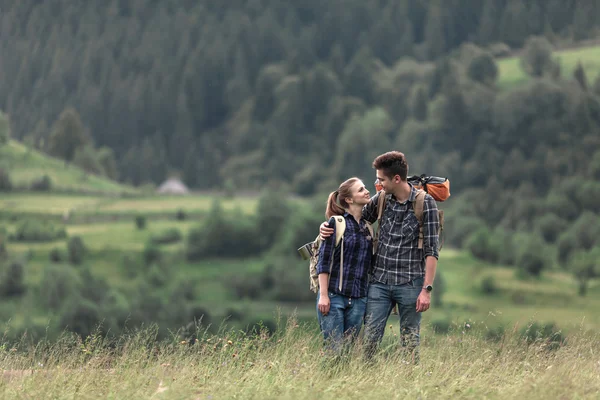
{"left": 497, "top": 45, "right": 600, "bottom": 89}
{"left": 0, "top": 320, "right": 598, "bottom": 399}
{"left": 0, "top": 192, "right": 260, "bottom": 219}
{"left": 0, "top": 140, "right": 138, "bottom": 194}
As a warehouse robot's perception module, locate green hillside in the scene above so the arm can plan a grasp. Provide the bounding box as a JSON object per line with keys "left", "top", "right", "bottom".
{"left": 498, "top": 45, "right": 600, "bottom": 89}
{"left": 0, "top": 140, "right": 138, "bottom": 194}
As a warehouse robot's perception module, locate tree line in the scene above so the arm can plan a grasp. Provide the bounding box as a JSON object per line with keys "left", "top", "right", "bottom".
{"left": 1, "top": 0, "right": 600, "bottom": 189}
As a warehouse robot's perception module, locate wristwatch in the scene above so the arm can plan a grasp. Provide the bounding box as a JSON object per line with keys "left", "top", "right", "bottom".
{"left": 423, "top": 285, "right": 433, "bottom": 293}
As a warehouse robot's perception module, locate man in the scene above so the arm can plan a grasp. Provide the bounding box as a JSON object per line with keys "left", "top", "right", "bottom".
{"left": 320, "top": 151, "right": 439, "bottom": 363}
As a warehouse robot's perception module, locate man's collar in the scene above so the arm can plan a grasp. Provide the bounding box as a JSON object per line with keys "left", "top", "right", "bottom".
{"left": 388, "top": 183, "right": 417, "bottom": 204}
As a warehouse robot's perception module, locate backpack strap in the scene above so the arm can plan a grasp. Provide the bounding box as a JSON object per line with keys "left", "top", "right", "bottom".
{"left": 413, "top": 189, "right": 426, "bottom": 249}
{"left": 373, "top": 192, "right": 387, "bottom": 255}
{"left": 333, "top": 216, "right": 346, "bottom": 247}
{"left": 365, "top": 222, "right": 374, "bottom": 239}
{"left": 331, "top": 216, "right": 346, "bottom": 291}
{"left": 377, "top": 191, "right": 386, "bottom": 222}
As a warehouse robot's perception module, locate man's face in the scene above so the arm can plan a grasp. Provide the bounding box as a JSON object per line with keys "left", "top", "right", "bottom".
{"left": 375, "top": 170, "right": 398, "bottom": 192}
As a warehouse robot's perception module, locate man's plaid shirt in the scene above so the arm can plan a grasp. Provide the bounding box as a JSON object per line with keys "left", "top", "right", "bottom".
{"left": 363, "top": 184, "right": 439, "bottom": 285}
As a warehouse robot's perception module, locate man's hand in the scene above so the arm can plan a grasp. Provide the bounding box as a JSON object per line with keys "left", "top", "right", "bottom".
{"left": 416, "top": 290, "right": 431, "bottom": 312}
{"left": 318, "top": 293, "right": 331, "bottom": 315}
{"left": 319, "top": 222, "right": 334, "bottom": 240}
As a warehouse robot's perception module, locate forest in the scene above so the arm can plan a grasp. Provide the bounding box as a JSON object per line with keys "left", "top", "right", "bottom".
{"left": 1, "top": 0, "right": 600, "bottom": 340}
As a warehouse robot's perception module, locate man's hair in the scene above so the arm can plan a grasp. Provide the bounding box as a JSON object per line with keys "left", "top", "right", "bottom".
{"left": 373, "top": 151, "right": 408, "bottom": 181}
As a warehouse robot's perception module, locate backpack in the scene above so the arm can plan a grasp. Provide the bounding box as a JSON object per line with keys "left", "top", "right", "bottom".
{"left": 374, "top": 175, "right": 450, "bottom": 251}
{"left": 298, "top": 215, "right": 374, "bottom": 293}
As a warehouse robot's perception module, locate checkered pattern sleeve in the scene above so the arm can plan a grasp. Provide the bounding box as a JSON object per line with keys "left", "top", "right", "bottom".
{"left": 422, "top": 194, "right": 439, "bottom": 259}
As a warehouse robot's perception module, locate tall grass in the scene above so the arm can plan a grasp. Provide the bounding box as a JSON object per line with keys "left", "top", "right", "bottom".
{"left": 1, "top": 314, "right": 598, "bottom": 399}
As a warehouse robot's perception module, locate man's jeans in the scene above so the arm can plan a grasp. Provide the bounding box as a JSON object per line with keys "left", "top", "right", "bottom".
{"left": 363, "top": 277, "right": 424, "bottom": 362}
{"left": 316, "top": 292, "right": 367, "bottom": 353}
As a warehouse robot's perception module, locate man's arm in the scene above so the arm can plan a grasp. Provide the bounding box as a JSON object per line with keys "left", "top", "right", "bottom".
{"left": 416, "top": 194, "right": 439, "bottom": 313}
{"left": 361, "top": 191, "right": 380, "bottom": 223}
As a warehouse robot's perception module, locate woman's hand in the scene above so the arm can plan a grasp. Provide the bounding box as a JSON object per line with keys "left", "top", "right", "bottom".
{"left": 318, "top": 293, "right": 331, "bottom": 316}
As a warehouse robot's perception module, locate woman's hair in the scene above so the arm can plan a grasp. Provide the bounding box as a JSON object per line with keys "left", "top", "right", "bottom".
{"left": 325, "top": 177, "right": 359, "bottom": 219}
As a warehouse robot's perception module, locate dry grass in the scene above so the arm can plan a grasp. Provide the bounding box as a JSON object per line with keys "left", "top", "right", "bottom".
{"left": 1, "top": 316, "right": 599, "bottom": 399}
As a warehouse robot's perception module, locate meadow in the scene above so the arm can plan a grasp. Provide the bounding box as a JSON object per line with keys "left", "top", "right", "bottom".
{"left": 2, "top": 142, "right": 600, "bottom": 398}
{"left": 3, "top": 191, "right": 600, "bottom": 335}
{"left": 497, "top": 45, "right": 600, "bottom": 89}
{"left": 0, "top": 317, "right": 599, "bottom": 399}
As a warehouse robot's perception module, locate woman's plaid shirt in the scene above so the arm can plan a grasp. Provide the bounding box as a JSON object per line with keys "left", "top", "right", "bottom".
{"left": 316, "top": 213, "right": 373, "bottom": 298}
{"left": 363, "top": 186, "right": 439, "bottom": 285}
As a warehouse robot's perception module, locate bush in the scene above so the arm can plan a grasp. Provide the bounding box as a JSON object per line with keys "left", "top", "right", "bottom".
{"left": 176, "top": 209, "right": 186, "bottom": 221}
{"left": 186, "top": 200, "right": 260, "bottom": 260}
{"left": 0, "top": 168, "right": 12, "bottom": 192}
{"left": 49, "top": 247, "right": 64, "bottom": 263}
{"left": 430, "top": 318, "right": 452, "bottom": 334}
{"left": 135, "top": 215, "right": 147, "bottom": 230}
{"left": 255, "top": 189, "right": 291, "bottom": 251}
{"left": 485, "top": 326, "right": 505, "bottom": 342}
{"left": 38, "top": 264, "right": 82, "bottom": 311}
{"left": 143, "top": 242, "right": 162, "bottom": 265}
{"left": 520, "top": 321, "right": 565, "bottom": 351}
{"left": 11, "top": 219, "right": 67, "bottom": 242}
{"left": 480, "top": 275, "right": 498, "bottom": 294}
{"left": 59, "top": 298, "right": 102, "bottom": 338}
{"left": 515, "top": 235, "right": 550, "bottom": 277}
{"left": 30, "top": 175, "right": 52, "bottom": 191}
{"left": 150, "top": 228, "right": 182, "bottom": 245}
{"left": 464, "top": 226, "right": 495, "bottom": 263}
{"left": 147, "top": 263, "right": 168, "bottom": 288}
{"left": 67, "top": 235, "right": 86, "bottom": 265}
{"left": 0, "top": 260, "right": 26, "bottom": 297}
{"left": 534, "top": 213, "right": 568, "bottom": 243}
{"left": 0, "top": 226, "right": 7, "bottom": 260}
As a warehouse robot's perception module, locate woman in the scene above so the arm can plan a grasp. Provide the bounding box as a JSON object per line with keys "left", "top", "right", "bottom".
{"left": 316, "top": 177, "right": 373, "bottom": 352}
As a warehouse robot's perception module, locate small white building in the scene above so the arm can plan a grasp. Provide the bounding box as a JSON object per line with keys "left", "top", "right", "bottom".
{"left": 157, "top": 178, "right": 189, "bottom": 195}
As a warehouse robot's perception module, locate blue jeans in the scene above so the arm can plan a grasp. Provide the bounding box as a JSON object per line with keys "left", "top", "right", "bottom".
{"left": 363, "top": 277, "right": 424, "bottom": 361}
{"left": 316, "top": 292, "right": 367, "bottom": 353}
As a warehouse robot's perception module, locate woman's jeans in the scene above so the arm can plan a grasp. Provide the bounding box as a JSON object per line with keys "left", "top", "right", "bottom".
{"left": 363, "top": 277, "right": 424, "bottom": 362}
{"left": 316, "top": 292, "right": 367, "bottom": 353}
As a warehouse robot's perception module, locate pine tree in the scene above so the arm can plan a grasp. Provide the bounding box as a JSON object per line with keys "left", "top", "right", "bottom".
{"left": 47, "top": 108, "right": 89, "bottom": 164}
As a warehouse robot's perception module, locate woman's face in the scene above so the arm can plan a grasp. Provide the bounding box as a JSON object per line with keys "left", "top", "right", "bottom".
{"left": 348, "top": 180, "right": 370, "bottom": 206}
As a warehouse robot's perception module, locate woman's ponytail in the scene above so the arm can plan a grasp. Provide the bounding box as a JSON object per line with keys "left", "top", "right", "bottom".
{"left": 325, "top": 190, "right": 346, "bottom": 219}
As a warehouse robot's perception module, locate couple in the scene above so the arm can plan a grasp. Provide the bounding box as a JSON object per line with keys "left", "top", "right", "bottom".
{"left": 315, "top": 151, "right": 439, "bottom": 362}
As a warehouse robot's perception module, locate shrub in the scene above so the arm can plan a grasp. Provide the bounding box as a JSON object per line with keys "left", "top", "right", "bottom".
{"left": 515, "top": 234, "right": 550, "bottom": 277}
{"left": 480, "top": 275, "right": 498, "bottom": 294}
{"left": 176, "top": 209, "right": 186, "bottom": 221}
{"left": 135, "top": 215, "right": 147, "bottom": 230}
{"left": 38, "top": 264, "right": 82, "bottom": 311}
{"left": 11, "top": 219, "right": 67, "bottom": 242}
{"left": 59, "top": 298, "right": 102, "bottom": 338}
{"left": 0, "top": 168, "right": 12, "bottom": 192}
{"left": 430, "top": 318, "right": 452, "bottom": 334}
{"left": 485, "top": 325, "right": 505, "bottom": 342}
{"left": 150, "top": 228, "right": 182, "bottom": 245}
{"left": 534, "top": 213, "right": 568, "bottom": 243}
{"left": 255, "top": 189, "right": 291, "bottom": 250}
{"left": 143, "top": 242, "right": 162, "bottom": 265}
{"left": 186, "top": 200, "right": 260, "bottom": 260}
{"left": 67, "top": 235, "right": 86, "bottom": 265}
{"left": 147, "top": 263, "right": 168, "bottom": 288}
{"left": 520, "top": 321, "right": 565, "bottom": 351}
{"left": 464, "top": 226, "right": 494, "bottom": 262}
{"left": 49, "top": 247, "right": 64, "bottom": 263}
{"left": 0, "top": 260, "right": 26, "bottom": 297}
{"left": 30, "top": 175, "right": 52, "bottom": 191}
{"left": 79, "top": 267, "right": 110, "bottom": 304}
